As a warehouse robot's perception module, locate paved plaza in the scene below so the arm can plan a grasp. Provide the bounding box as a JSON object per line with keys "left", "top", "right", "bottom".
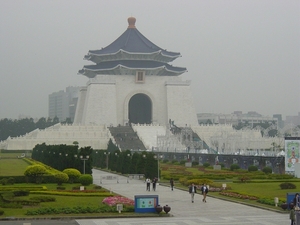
{"left": 0, "top": 169, "right": 290, "bottom": 225}
{"left": 76, "top": 169, "right": 289, "bottom": 225}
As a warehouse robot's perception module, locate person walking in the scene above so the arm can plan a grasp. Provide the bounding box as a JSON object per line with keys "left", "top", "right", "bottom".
{"left": 152, "top": 177, "right": 157, "bottom": 191}
{"left": 188, "top": 183, "right": 197, "bottom": 203}
{"left": 145, "top": 178, "right": 151, "bottom": 191}
{"left": 201, "top": 183, "right": 208, "bottom": 202}
{"left": 293, "top": 193, "right": 300, "bottom": 209}
{"left": 170, "top": 178, "right": 174, "bottom": 191}
{"left": 289, "top": 205, "right": 296, "bottom": 225}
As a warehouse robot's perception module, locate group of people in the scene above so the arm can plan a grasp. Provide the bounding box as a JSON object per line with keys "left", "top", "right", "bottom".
{"left": 146, "top": 177, "right": 209, "bottom": 203}
{"left": 145, "top": 177, "right": 158, "bottom": 191}
{"left": 188, "top": 183, "right": 209, "bottom": 203}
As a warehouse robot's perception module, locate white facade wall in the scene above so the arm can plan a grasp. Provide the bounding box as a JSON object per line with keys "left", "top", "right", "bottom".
{"left": 82, "top": 77, "right": 117, "bottom": 125}
{"left": 166, "top": 80, "right": 198, "bottom": 127}
{"left": 76, "top": 75, "right": 198, "bottom": 127}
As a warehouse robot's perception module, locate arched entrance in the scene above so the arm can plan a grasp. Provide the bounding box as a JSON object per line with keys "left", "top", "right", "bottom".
{"left": 128, "top": 94, "right": 152, "bottom": 124}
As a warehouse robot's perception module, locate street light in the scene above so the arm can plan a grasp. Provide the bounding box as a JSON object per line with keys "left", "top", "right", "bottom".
{"left": 75, "top": 155, "right": 89, "bottom": 174}
{"left": 154, "top": 154, "right": 163, "bottom": 182}
{"left": 104, "top": 152, "right": 110, "bottom": 169}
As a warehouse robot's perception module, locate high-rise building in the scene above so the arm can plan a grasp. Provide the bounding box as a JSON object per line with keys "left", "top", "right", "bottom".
{"left": 48, "top": 86, "right": 80, "bottom": 122}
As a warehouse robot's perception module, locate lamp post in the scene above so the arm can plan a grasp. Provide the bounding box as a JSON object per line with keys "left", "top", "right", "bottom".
{"left": 154, "top": 154, "right": 163, "bottom": 182}
{"left": 75, "top": 155, "right": 89, "bottom": 174}
{"left": 104, "top": 152, "right": 110, "bottom": 169}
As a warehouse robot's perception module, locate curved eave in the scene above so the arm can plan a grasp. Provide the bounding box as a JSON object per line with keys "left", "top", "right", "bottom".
{"left": 84, "top": 49, "right": 181, "bottom": 63}
{"left": 78, "top": 64, "right": 186, "bottom": 78}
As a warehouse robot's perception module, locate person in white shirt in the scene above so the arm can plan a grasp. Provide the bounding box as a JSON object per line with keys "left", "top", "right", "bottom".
{"left": 145, "top": 178, "right": 151, "bottom": 191}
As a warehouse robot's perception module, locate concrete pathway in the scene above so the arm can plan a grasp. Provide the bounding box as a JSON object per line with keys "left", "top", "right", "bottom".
{"left": 0, "top": 169, "right": 289, "bottom": 225}
{"left": 75, "top": 169, "right": 289, "bottom": 225}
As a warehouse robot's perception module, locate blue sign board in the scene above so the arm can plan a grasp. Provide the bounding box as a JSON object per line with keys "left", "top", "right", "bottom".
{"left": 287, "top": 192, "right": 297, "bottom": 210}
{"left": 134, "top": 195, "right": 159, "bottom": 213}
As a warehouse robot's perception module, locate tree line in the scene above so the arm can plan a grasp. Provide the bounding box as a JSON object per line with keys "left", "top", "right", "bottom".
{"left": 31, "top": 141, "right": 159, "bottom": 179}
{"left": 0, "top": 117, "right": 72, "bottom": 141}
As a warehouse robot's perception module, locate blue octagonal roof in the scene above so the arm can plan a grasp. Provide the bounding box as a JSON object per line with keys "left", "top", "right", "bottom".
{"left": 85, "top": 17, "right": 181, "bottom": 63}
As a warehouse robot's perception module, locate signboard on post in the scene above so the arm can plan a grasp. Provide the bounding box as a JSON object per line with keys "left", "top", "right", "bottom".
{"left": 134, "top": 195, "right": 159, "bottom": 213}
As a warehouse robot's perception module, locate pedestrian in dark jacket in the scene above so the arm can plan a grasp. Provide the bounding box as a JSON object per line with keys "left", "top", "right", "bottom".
{"left": 152, "top": 177, "right": 157, "bottom": 191}
{"left": 201, "top": 183, "right": 208, "bottom": 202}
{"left": 188, "top": 183, "right": 197, "bottom": 203}
{"left": 170, "top": 178, "right": 174, "bottom": 191}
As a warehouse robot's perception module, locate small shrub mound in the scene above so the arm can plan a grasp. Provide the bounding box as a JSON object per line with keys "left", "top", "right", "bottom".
{"left": 0, "top": 210, "right": 4, "bottom": 215}
{"left": 56, "top": 186, "right": 66, "bottom": 190}
{"left": 13, "top": 190, "right": 29, "bottom": 196}
{"left": 262, "top": 166, "right": 272, "bottom": 174}
{"left": 79, "top": 174, "right": 93, "bottom": 186}
{"left": 203, "top": 162, "right": 210, "bottom": 168}
{"left": 30, "top": 196, "right": 56, "bottom": 202}
{"left": 279, "top": 182, "right": 296, "bottom": 190}
{"left": 248, "top": 165, "right": 258, "bottom": 172}
{"left": 230, "top": 164, "right": 240, "bottom": 171}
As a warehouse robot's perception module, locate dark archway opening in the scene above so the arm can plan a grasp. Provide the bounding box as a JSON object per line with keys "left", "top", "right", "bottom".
{"left": 129, "top": 94, "right": 152, "bottom": 124}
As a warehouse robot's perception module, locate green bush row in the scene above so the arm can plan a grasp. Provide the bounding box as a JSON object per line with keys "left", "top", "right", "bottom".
{"left": 25, "top": 205, "right": 134, "bottom": 215}
{"left": 30, "top": 190, "right": 113, "bottom": 197}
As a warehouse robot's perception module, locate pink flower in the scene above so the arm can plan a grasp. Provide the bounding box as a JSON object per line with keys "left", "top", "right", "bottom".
{"left": 102, "top": 196, "right": 134, "bottom": 206}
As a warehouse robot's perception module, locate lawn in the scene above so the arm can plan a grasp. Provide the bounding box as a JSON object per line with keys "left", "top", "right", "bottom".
{"left": 0, "top": 158, "right": 30, "bottom": 176}
{"left": 160, "top": 162, "right": 299, "bottom": 204}
{"left": 0, "top": 155, "right": 298, "bottom": 217}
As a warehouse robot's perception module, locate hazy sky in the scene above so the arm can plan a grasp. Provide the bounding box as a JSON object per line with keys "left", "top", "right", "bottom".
{"left": 1, "top": 0, "right": 299, "bottom": 120}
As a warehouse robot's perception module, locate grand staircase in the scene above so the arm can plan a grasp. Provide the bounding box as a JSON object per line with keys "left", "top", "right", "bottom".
{"left": 108, "top": 126, "right": 146, "bottom": 151}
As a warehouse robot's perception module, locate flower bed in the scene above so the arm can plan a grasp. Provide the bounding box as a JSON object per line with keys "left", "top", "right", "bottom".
{"left": 219, "top": 191, "right": 258, "bottom": 200}
{"left": 102, "top": 196, "right": 134, "bottom": 206}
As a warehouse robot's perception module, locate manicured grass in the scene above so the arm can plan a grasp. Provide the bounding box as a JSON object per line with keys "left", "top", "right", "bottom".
{"left": 160, "top": 162, "right": 299, "bottom": 204}
{"left": 0, "top": 158, "right": 30, "bottom": 176}
{"left": 224, "top": 181, "right": 296, "bottom": 200}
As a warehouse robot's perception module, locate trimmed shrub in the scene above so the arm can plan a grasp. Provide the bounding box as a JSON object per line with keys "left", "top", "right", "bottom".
{"left": 279, "top": 182, "right": 296, "bottom": 190}
{"left": 30, "top": 196, "right": 56, "bottom": 202}
{"left": 0, "top": 209, "right": 4, "bottom": 215}
{"left": 54, "top": 172, "right": 69, "bottom": 185}
{"left": 56, "top": 186, "right": 66, "bottom": 190}
{"left": 218, "top": 163, "right": 225, "bottom": 168}
{"left": 192, "top": 161, "right": 198, "bottom": 166}
{"left": 0, "top": 178, "right": 8, "bottom": 185}
{"left": 248, "top": 165, "right": 258, "bottom": 172}
{"left": 230, "top": 164, "right": 240, "bottom": 171}
{"left": 171, "top": 160, "right": 178, "bottom": 164}
{"left": 203, "top": 162, "right": 210, "bottom": 168}
{"left": 62, "top": 168, "right": 81, "bottom": 183}
{"left": 78, "top": 174, "right": 93, "bottom": 186}
{"left": 262, "top": 166, "right": 272, "bottom": 174}
{"left": 179, "top": 160, "right": 186, "bottom": 165}
{"left": 13, "top": 190, "right": 29, "bottom": 196}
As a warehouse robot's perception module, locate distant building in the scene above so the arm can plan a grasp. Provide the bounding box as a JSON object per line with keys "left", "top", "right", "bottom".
{"left": 285, "top": 112, "right": 300, "bottom": 126}
{"left": 197, "top": 111, "right": 278, "bottom": 127}
{"left": 273, "top": 114, "right": 284, "bottom": 128}
{"left": 48, "top": 86, "right": 80, "bottom": 122}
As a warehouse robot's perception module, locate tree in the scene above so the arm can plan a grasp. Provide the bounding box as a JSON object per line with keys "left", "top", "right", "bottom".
{"left": 24, "top": 165, "right": 47, "bottom": 184}
{"left": 107, "top": 139, "right": 119, "bottom": 153}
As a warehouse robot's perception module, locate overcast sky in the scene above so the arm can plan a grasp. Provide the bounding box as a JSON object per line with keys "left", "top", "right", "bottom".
{"left": 1, "top": 0, "right": 299, "bottom": 120}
